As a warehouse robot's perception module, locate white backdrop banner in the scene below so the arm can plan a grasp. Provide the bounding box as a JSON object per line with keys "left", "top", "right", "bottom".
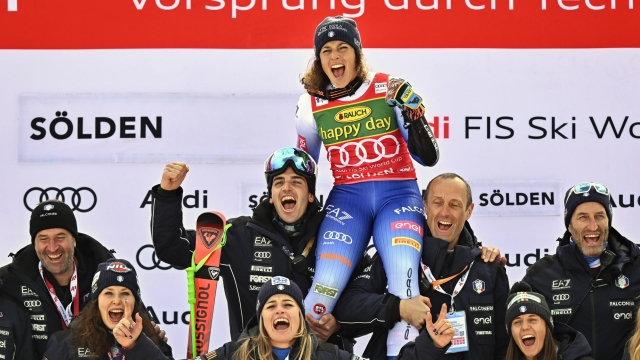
{"left": 19, "top": 93, "right": 299, "bottom": 163}
{"left": 1, "top": 47, "right": 640, "bottom": 357}
{"left": 468, "top": 180, "right": 562, "bottom": 217}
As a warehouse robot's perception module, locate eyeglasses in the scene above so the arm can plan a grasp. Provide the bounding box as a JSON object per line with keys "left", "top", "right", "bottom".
{"left": 264, "top": 148, "right": 317, "bottom": 178}
{"left": 565, "top": 182, "right": 609, "bottom": 204}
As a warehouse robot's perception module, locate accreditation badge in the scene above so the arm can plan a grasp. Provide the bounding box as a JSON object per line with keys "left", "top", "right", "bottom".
{"left": 445, "top": 310, "right": 469, "bottom": 353}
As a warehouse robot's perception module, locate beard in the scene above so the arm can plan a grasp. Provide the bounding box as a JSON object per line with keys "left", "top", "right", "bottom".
{"left": 570, "top": 225, "right": 609, "bottom": 258}
{"left": 36, "top": 248, "right": 75, "bottom": 275}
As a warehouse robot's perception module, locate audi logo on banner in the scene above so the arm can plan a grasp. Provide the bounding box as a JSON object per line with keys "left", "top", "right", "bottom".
{"left": 23, "top": 187, "right": 97, "bottom": 212}
{"left": 323, "top": 231, "right": 353, "bottom": 244}
{"left": 553, "top": 294, "right": 570, "bottom": 301}
{"left": 136, "top": 244, "right": 184, "bottom": 270}
{"left": 254, "top": 251, "right": 271, "bottom": 259}
{"left": 24, "top": 300, "right": 42, "bottom": 308}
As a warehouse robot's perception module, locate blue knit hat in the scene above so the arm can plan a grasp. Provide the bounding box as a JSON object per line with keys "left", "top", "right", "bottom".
{"left": 256, "top": 276, "right": 304, "bottom": 317}
{"left": 314, "top": 16, "right": 362, "bottom": 58}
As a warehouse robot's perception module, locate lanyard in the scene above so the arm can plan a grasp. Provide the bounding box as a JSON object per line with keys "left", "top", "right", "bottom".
{"left": 38, "top": 261, "right": 80, "bottom": 329}
{"left": 421, "top": 261, "right": 474, "bottom": 313}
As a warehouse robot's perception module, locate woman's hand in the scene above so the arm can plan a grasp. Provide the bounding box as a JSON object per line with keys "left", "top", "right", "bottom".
{"left": 425, "top": 303, "right": 455, "bottom": 349}
{"left": 114, "top": 298, "right": 143, "bottom": 349}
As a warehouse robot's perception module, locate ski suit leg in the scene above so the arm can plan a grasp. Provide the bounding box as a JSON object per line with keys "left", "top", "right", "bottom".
{"left": 371, "top": 180, "right": 424, "bottom": 356}
{"left": 304, "top": 182, "right": 374, "bottom": 319}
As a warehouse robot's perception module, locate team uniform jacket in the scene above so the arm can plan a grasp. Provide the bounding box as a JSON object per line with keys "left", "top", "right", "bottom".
{"left": 0, "top": 234, "right": 114, "bottom": 359}
{"left": 522, "top": 226, "right": 640, "bottom": 360}
{"left": 0, "top": 281, "right": 35, "bottom": 360}
{"left": 43, "top": 329, "right": 173, "bottom": 360}
{"left": 205, "top": 315, "right": 360, "bottom": 360}
{"left": 150, "top": 185, "right": 363, "bottom": 348}
{"left": 334, "top": 222, "right": 510, "bottom": 360}
{"left": 396, "top": 321, "right": 594, "bottom": 360}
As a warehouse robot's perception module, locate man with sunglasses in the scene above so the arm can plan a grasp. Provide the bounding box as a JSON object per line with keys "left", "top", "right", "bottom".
{"left": 523, "top": 182, "right": 640, "bottom": 360}
{"left": 149, "top": 147, "right": 361, "bottom": 350}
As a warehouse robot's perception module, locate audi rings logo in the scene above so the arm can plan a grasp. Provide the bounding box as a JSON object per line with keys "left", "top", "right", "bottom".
{"left": 323, "top": 231, "right": 353, "bottom": 244}
{"left": 254, "top": 251, "right": 271, "bottom": 259}
{"left": 24, "top": 300, "right": 42, "bottom": 308}
{"left": 327, "top": 135, "right": 400, "bottom": 168}
{"left": 136, "top": 244, "right": 184, "bottom": 271}
{"left": 553, "top": 294, "right": 570, "bottom": 301}
{"left": 24, "top": 187, "right": 97, "bottom": 212}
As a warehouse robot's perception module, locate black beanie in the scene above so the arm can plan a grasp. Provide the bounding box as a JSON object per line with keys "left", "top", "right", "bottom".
{"left": 30, "top": 200, "right": 78, "bottom": 244}
{"left": 91, "top": 259, "right": 141, "bottom": 306}
{"left": 314, "top": 16, "right": 362, "bottom": 58}
{"left": 564, "top": 182, "right": 612, "bottom": 228}
{"left": 256, "top": 276, "right": 304, "bottom": 317}
{"left": 505, "top": 281, "right": 553, "bottom": 336}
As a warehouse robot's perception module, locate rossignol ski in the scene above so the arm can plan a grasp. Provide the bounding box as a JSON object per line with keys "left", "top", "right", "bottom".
{"left": 185, "top": 211, "right": 230, "bottom": 358}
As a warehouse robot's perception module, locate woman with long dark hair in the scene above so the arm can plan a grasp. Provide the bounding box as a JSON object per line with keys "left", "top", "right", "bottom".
{"left": 43, "top": 259, "right": 172, "bottom": 360}
{"left": 505, "top": 282, "right": 593, "bottom": 360}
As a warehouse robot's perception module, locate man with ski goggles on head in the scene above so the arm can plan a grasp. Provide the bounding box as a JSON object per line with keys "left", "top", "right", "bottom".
{"left": 523, "top": 182, "right": 640, "bottom": 360}
{"left": 149, "top": 147, "right": 366, "bottom": 351}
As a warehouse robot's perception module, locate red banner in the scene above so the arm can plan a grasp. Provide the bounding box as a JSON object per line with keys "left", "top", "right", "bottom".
{"left": 1, "top": 0, "right": 639, "bottom": 49}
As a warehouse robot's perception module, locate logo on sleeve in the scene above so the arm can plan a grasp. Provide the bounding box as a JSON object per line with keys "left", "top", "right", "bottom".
{"left": 472, "top": 279, "right": 485, "bottom": 294}
{"left": 615, "top": 275, "right": 630, "bottom": 289}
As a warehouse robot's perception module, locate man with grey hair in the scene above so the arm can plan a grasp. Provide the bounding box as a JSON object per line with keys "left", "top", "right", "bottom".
{"left": 334, "top": 173, "right": 509, "bottom": 360}
{"left": 523, "top": 182, "right": 640, "bottom": 360}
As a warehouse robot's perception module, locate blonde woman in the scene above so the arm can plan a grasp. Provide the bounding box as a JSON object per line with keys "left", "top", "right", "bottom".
{"left": 195, "top": 277, "right": 361, "bottom": 360}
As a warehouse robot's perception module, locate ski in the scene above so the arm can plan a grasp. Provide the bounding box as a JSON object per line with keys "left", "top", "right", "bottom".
{"left": 186, "top": 211, "right": 229, "bottom": 358}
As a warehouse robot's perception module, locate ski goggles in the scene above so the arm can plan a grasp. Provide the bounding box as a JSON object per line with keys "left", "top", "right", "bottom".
{"left": 565, "top": 182, "right": 609, "bottom": 204}
{"left": 264, "top": 148, "right": 317, "bottom": 178}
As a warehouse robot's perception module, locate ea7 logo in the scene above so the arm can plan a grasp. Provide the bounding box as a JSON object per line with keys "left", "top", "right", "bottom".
{"left": 551, "top": 279, "right": 571, "bottom": 290}
{"left": 254, "top": 237, "right": 272, "bottom": 247}
{"left": 77, "top": 348, "right": 92, "bottom": 357}
{"left": 21, "top": 285, "right": 35, "bottom": 295}
{"left": 313, "top": 283, "right": 339, "bottom": 299}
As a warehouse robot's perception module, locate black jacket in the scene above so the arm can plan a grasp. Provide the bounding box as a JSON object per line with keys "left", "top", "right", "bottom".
{"left": 150, "top": 185, "right": 363, "bottom": 349}
{"left": 202, "top": 315, "right": 360, "bottom": 360}
{"left": 0, "top": 234, "right": 114, "bottom": 359}
{"left": 396, "top": 321, "right": 593, "bottom": 360}
{"left": 0, "top": 279, "right": 35, "bottom": 360}
{"left": 334, "top": 222, "right": 510, "bottom": 360}
{"left": 522, "top": 226, "right": 640, "bottom": 360}
{"left": 43, "top": 329, "right": 173, "bottom": 360}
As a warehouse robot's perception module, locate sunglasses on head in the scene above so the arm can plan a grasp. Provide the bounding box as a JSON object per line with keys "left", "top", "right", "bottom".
{"left": 264, "top": 148, "right": 317, "bottom": 178}
{"left": 565, "top": 182, "right": 609, "bottom": 204}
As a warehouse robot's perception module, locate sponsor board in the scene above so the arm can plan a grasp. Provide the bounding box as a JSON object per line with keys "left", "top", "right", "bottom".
{"left": 19, "top": 93, "right": 299, "bottom": 163}
{"left": 468, "top": 180, "right": 562, "bottom": 217}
